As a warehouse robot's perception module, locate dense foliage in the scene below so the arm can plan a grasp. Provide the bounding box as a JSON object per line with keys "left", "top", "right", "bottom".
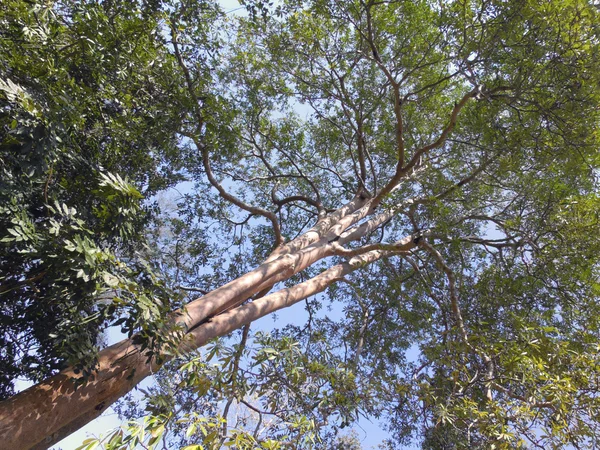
{"left": 0, "top": 0, "right": 188, "bottom": 397}
{"left": 2, "top": 0, "right": 600, "bottom": 449}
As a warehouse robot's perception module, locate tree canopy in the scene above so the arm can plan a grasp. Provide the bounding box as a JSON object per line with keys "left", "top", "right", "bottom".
{"left": 1, "top": 0, "right": 600, "bottom": 449}
{"left": 0, "top": 0, "right": 198, "bottom": 396}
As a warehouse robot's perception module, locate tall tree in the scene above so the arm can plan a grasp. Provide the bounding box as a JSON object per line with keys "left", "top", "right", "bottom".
{"left": 1, "top": 0, "right": 600, "bottom": 448}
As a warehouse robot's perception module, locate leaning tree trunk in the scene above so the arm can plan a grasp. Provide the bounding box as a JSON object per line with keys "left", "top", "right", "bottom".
{"left": 0, "top": 81, "right": 474, "bottom": 446}
{"left": 0, "top": 195, "right": 421, "bottom": 449}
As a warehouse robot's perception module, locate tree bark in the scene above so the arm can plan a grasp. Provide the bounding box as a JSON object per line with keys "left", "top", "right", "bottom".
{"left": 0, "top": 196, "right": 400, "bottom": 449}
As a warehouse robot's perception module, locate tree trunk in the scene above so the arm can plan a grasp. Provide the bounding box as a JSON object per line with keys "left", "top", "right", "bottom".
{"left": 0, "top": 196, "right": 402, "bottom": 449}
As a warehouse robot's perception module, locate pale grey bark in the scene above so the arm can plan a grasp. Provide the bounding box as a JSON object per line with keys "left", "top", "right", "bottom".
{"left": 0, "top": 193, "right": 418, "bottom": 449}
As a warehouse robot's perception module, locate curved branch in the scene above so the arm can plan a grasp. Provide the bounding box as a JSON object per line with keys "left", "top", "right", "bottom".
{"left": 239, "top": 399, "right": 264, "bottom": 439}
{"left": 405, "top": 153, "right": 498, "bottom": 224}
{"left": 171, "top": 24, "right": 283, "bottom": 248}
{"left": 331, "top": 232, "right": 421, "bottom": 258}
{"left": 254, "top": 128, "right": 325, "bottom": 207}
{"left": 404, "top": 87, "right": 480, "bottom": 173}
{"left": 272, "top": 193, "right": 323, "bottom": 213}
{"left": 221, "top": 323, "right": 251, "bottom": 440}
{"left": 194, "top": 134, "right": 283, "bottom": 247}
{"left": 374, "top": 86, "right": 480, "bottom": 205}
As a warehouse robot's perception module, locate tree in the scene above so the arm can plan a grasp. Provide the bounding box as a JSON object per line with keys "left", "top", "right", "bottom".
{"left": 1, "top": 0, "right": 600, "bottom": 448}
{"left": 0, "top": 0, "right": 191, "bottom": 399}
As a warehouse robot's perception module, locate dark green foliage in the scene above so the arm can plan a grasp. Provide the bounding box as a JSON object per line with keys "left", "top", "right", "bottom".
{"left": 0, "top": 0, "right": 186, "bottom": 398}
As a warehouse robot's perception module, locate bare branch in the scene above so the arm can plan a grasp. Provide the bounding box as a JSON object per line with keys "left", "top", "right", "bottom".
{"left": 178, "top": 286, "right": 208, "bottom": 295}
{"left": 184, "top": 133, "right": 284, "bottom": 248}
{"left": 273, "top": 193, "right": 323, "bottom": 213}
{"left": 253, "top": 127, "right": 325, "bottom": 205}
{"left": 332, "top": 232, "right": 421, "bottom": 258}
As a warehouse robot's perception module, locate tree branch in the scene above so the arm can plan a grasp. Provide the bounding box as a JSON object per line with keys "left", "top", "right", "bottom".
{"left": 183, "top": 133, "right": 284, "bottom": 248}
{"left": 373, "top": 86, "right": 480, "bottom": 205}
{"left": 331, "top": 232, "right": 421, "bottom": 258}
{"left": 171, "top": 24, "right": 283, "bottom": 248}
{"left": 417, "top": 240, "right": 468, "bottom": 344}
{"left": 186, "top": 244, "right": 405, "bottom": 350}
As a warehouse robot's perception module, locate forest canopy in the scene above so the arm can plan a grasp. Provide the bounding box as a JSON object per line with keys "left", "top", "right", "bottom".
{"left": 1, "top": 0, "right": 600, "bottom": 449}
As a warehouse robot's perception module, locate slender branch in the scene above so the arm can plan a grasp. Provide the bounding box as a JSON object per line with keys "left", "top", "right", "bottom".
{"left": 221, "top": 397, "right": 233, "bottom": 442}
{"left": 353, "top": 306, "right": 370, "bottom": 366}
{"left": 178, "top": 286, "right": 208, "bottom": 295}
{"left": 272, "top": 192, "right": 324, "bottom": 214}
{"left": 228, "top": 324, "right": 250, "bottom": 385}
{"left": 374, "top": 86, "right": 480, "bottom": 205}
{"left": 405, "top": 87, "right": 480, "bottom": 171}
{"left": 356, "top": 118, "right": 368, "bottom": 189}
{"left": 223, "top": 213, "right": 255, "bottom": 227}
{"left": 491, "top": 382, "right": 556, "bottom": 410}
{"left": 405, "top": 153, "right": 498, "bottom": 222}
{"left": 362, "top": 1, "right": 405, "bottom": 169}
{"left": 239, "top": 399, "right": 264, "bottom": 439}
{"left": 221, "top": 324, "right": 251, "bottom": 440}
{"left": 430, "top": 155, "right": 496, "bottom": 202}
{"left": 169, "top": 25, "right": 203, "bottom": 129}
{"left": 331, "top": 232, "right": 421, "bottom": 258}
{"left": 183, "top": 133, "right": 284, "bottom": 248}
{"left": 253, "top": 127, "right": 325, "bottom": 207}
{"left": 419, "top": 239, "right": 500, "bottom": 401}
{"left": 171, "top": 25, "right": 283, "bottom": 248}
{"left": 418, "top": 240, "right": 468, "bottom": 343}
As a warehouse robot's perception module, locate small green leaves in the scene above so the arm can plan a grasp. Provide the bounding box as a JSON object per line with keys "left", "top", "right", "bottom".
{"left": 74, "top": 438, "right": 100, "bottom": 450}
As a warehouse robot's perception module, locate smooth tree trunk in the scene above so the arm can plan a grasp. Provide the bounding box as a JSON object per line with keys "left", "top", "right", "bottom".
{"left": 0, "top": 82, "right": 474, "bottom": 447}
{"left": 0, "top": 194, "right": 421, "bottom": 449}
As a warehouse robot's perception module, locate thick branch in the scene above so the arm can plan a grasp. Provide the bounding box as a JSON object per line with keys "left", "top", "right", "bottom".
{"left": 185, "top": 246, "right": 394, "bottom": 350}
{"left": 266, "top": 193, "right": 370, "bottom": 261}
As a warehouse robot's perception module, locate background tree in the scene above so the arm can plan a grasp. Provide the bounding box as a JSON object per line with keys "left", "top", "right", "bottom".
{"left": 1, "top": 0, "right": 600, "bottom": 449}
